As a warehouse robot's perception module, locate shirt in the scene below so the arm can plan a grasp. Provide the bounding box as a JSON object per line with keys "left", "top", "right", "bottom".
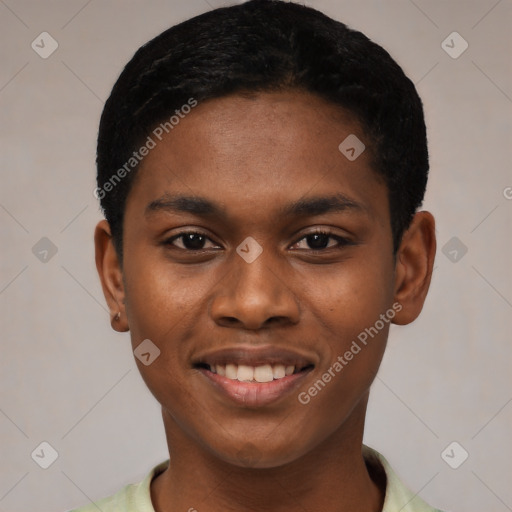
{"left": 68, "top": 445, "right": 445, "bottom": 512}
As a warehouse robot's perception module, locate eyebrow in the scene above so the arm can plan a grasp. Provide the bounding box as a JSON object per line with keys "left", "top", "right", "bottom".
{"left": 145, "top": 192, "right": 369, "bottom": 219}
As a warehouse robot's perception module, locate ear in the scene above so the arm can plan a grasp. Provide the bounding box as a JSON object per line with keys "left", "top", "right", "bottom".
{"left": 94, "top": 220, "right": 129, "bottom": 332}
{"left": 392, "top": 211, "right": 436, "bottom": 325}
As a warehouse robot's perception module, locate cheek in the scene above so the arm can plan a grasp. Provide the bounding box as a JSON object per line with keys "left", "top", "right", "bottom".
{"left": 123, "top": 253, "right": 196, "bottom": 341}
{"left": 122, "top": 269, "right": 189, "bottom": 404}
{"left": 301, "top": 254, "right": 395, "bottom": 340}
{"left": 295, "top": 253, "right": 394, "bottom": 404}
{"left": 135, "top": 353, "right": 194, "bottom": 412}
{"left": 294, "top": 316, "right": 390, "bottom": 448}
{"left": 123, "top": 267, "right": 199, "bottom": 415}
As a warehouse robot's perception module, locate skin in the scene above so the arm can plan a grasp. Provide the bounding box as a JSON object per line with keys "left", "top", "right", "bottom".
{"left": 95, "top": 90, "right": 436, "bottom": 512}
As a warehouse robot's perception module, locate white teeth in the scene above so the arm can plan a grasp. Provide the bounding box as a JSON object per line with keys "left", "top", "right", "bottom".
{"left": 237, "top": 364, "right": 254, "bottom": 382}
{"left": 208, "top": 363, "right": 299, "bottom": 382}
{"left": 273, "top": 364, "right": 286, "bottom": 379}
{"left": 254, "top": 364, "right": 273, "bottom": 383}
{"left": 225, "top": 363, "right": 238, "bottom": 379}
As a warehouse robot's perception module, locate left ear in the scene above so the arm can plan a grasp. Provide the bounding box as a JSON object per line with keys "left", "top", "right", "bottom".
{"left": 392, "top": 211, "right": 436, "bottom": 325}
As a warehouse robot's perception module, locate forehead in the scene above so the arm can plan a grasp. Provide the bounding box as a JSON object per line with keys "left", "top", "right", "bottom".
{"left": 126, "top": 90, "right": 387, "bottom": 226}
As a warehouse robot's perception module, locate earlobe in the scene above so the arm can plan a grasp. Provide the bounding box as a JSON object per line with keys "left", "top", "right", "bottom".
{"left": 392, "top": 211, "right": 436, "bottom": 326}
{"left": 94, "top": 220, "right": 130, "bottom": 332}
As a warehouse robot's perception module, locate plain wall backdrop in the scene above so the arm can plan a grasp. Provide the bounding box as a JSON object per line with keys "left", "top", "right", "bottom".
{"left": 1, "top": 0, "right": 511, "bottom": 511}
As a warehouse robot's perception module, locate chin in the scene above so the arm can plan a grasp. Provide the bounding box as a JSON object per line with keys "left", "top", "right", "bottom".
{"left": 214, "top": 440, "right": 309, "bottom": 470}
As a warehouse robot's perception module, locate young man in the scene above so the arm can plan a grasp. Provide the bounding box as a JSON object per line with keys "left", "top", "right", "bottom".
{"left": 76, "top": 0, "right": 441, "bottom": 510}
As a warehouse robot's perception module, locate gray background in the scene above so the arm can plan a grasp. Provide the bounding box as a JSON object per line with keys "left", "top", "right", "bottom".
{"left": 1, "top": 0, "right": 511, "bottom": 511}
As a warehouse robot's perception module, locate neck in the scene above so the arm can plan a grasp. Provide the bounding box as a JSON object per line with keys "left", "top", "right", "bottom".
{"left": 151, "top": 396, "right": 385, "bottom": 512}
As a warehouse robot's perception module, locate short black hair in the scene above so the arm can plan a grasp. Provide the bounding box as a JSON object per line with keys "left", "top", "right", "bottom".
{"left": 96, "top": 0, "right": 429, "bottom": 260}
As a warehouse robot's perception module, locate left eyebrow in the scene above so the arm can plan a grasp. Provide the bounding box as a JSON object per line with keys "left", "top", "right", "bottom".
{"left": 278, "top": 193, "right": 371, "bottom": 218}
{"left": 144, "top": 192, "right": 370, "bottom": 219}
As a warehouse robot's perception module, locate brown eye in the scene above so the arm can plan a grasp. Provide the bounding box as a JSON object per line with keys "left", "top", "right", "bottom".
{"left": 165, "top": 232, "right": 219, "bottom": 251}
{"left": 304, "top": 233, "right": 332, "bottom": 250}
{"left": 292, "top": 230, "right": 351, "bottom": 251}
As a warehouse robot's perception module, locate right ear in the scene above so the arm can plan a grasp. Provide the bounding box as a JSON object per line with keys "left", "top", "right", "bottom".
{"left": 94, "top": 220, "right": 129, "bottom": 332}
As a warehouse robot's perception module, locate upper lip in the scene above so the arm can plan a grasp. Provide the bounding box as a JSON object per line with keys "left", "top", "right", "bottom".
{"left": 192, "top": 345, "right": 317, "bottom": 369}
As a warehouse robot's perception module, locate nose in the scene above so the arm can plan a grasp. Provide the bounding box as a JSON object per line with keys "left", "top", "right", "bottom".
{"left": 209, "top": 250, "right": 300, "bottom": 330}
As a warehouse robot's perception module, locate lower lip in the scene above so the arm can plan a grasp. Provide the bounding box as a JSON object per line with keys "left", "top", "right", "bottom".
{"left": 198, "top": 368, "right": 313, "bottom": 407}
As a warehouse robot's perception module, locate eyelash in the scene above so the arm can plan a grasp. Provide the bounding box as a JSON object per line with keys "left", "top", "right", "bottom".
{"left": 163, "top": 228, "right": 352, "bottom": 253}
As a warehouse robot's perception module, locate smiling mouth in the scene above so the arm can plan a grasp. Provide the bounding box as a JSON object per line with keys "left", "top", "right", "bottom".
{"left": 192, "top": 347, "right": 316, "bottom": 407}
{"left": 194, "top": 362, "right": 314, "bottom": 383}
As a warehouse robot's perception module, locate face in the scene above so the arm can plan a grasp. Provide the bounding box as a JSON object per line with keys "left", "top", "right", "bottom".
{"left": 98, "top": 91, "right": 424, "bottom": 469}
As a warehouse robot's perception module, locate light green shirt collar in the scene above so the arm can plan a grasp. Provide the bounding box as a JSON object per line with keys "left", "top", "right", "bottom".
{"left": 70, "top": 445, "right": 444, "bottom": 512}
